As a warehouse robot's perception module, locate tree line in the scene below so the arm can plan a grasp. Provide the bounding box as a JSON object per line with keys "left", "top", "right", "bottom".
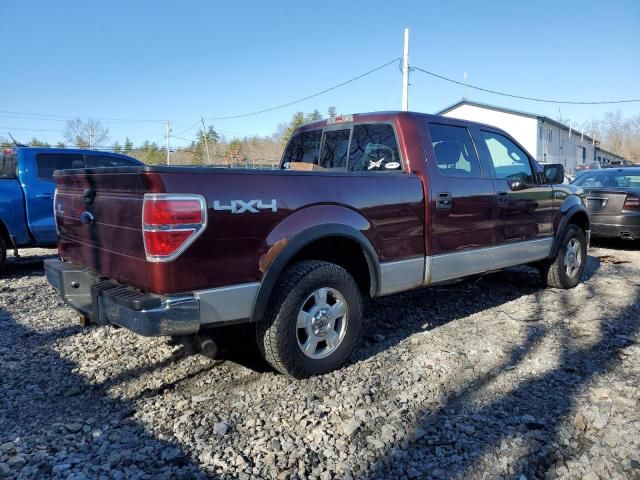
{"left": 2, "top": 107, "right": 638, "bottom": 165}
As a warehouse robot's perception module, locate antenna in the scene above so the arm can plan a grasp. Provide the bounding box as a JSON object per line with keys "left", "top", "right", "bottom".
{"left": 7, "top": 133, "right": 26, "bottom": 147}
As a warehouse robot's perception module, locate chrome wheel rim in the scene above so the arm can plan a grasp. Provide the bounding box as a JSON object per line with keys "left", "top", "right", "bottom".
{"left": 564, "top": 238, "right": 582, "bottom": 278}
{"left": 296, "top": 287, "right": 348, "bottom": 359}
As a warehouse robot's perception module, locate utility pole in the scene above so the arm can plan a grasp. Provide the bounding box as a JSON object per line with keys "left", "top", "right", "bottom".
{"left": 401, "top": 28, "right": 410, "bottom": 111}
{"left": 165, "top": 121, "right": 171, "bottom": 164}
{"left": 201, "top": 117, "right": 211, "bottom": 165}
{"left": 463, "top": 72, "right": 468, "bottom": 99}
{"left": 88, "top": 126, "right": 94, "bottom": 149}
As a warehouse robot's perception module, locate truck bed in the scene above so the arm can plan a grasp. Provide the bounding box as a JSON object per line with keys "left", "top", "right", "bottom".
{"left": 54, "top": 166, "right": 425, "bottom": 294}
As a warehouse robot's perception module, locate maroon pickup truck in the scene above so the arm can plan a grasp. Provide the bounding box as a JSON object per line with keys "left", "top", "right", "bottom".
{"left": 45, "top": 111, "right": 590, "bottom": 378}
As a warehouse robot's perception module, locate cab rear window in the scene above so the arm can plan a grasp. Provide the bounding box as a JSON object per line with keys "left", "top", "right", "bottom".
{"left": 36, "top": 154, "right": 84, "bottom": 181}
{"left": 283, "top": 123, "right": 401, "bottom": 172}
{"left": 85, "top": 155, "right": 138, "bottom": 168}
{"left": 0, "top": 153, "right": 17, "bottom": 178}
{"left": 282, "top": 130, "right": 321, "bottom": 165}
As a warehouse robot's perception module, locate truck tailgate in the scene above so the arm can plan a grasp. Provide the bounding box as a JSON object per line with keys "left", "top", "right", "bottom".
{"left": 55, "top": 168, "right": 151, "bottom": 291}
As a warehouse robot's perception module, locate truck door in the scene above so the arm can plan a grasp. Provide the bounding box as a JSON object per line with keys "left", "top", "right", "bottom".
{"left": 420, "top": 121, "right": 496, "bottom": 283}
{"left": 473, "top": 129, "right": 554, "bottom": 268}
{"left": 22, "top": 151, "right": 84, "bottom": 244}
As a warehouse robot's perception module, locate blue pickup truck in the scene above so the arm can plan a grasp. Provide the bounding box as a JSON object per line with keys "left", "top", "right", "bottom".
{"left": 0, "top": 147, "right": 141, "bottom": 271}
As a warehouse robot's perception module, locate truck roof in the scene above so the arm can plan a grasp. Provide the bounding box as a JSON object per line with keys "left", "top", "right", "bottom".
{"left": 13, "top": 146, "right": 137, "bottom": 158}
{"left": 296, "top": 110, "right": 514, "bottom": 136}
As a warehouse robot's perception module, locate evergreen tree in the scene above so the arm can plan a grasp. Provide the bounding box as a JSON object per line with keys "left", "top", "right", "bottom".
{"left": 123, "top": 137, "right": 134, "bottom": 154}
{"left": 306, "top": 109, "right": 322, "bottom": 121}
{"left": 30, "top": 138, "right": 50, "bottom": 147}
{"left": 192, "top": 126, "right": 220, "bottom": 163}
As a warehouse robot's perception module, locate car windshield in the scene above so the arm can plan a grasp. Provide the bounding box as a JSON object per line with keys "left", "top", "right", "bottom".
{"left": 572, "top": 172, "right": 640, "bottom": 188}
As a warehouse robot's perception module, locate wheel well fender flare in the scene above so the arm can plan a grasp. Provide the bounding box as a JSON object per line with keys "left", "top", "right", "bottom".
{"left": 550, "top": 204, "right": 590, "bottom": 258}
{"left": 250, "top": 224, "right": 380, "bottom": 323}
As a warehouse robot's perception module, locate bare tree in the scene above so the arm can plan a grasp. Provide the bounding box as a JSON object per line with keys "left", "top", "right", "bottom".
{"left": 64, "top": 118, "right": 109, "bottom": 149}
{"left": 584, "top": 111, "right": 640, "bottom": 162}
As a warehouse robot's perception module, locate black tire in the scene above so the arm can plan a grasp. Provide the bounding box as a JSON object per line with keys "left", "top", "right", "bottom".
{"left": 541, "top": 225, "right": 587, "bottom": 289}
{"left": 256, "top": 260, "right": 363, "bottom": 378}
{"left": 0, "top": 237, "right": 6, "bottom": 273}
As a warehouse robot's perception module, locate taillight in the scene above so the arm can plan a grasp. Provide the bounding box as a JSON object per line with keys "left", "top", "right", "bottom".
{"left": 623, "top": 195, "right": 640, "bottom": 209}
{"left": 142, "top": 194, "right": 207, "bottom": 261}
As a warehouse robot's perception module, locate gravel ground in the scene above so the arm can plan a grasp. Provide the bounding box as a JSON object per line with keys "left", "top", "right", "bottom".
{"left": 0, "top": 241, "right": 639, "bottom": 480}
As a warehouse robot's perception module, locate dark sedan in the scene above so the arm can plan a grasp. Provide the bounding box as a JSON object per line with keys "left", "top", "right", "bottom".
{"left": 571, "top": 168, "right": 640, "bottom": 240}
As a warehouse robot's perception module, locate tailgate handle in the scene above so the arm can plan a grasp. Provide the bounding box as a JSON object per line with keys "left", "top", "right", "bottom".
{"left": 436, "top": 192, "right": 453, "bottom": 209}
{"left": 83, "top": 188, "right": 96, "bottom": 205}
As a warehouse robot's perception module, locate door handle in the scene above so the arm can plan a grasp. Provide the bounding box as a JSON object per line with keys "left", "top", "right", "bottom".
{"left": 36, "top": 193, "right": 53, "bottom": 199}
{"left": 497, "top": 191, "right": 509, "bottom": 207}
{"left": 436, "top": 192, "right": 453, "bottom": 209}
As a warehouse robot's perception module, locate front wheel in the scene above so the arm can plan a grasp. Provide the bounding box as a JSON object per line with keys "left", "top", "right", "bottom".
{"left": 540, "top": 225, "right": 587, "bottom": 289}
{"left": 256, "top": 260, "right": 363, "bottom": 378}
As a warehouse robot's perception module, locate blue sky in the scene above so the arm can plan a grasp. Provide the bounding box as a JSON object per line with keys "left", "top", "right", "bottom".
{"left": 2, "top": 0, "right": 638, "bottom": 148}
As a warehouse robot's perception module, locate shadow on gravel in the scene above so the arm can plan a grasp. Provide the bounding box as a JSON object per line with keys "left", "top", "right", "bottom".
{"left": 185, "top": 256, "right": 603, "bottom": 376}
{"left": 0, "top": 251, "right": 57, "bottom": 277}
{"left": 366, "top": 271, "right": 639, "bottom": 479}
{"left": 0, "top": 252, "right": 214, "bottom": 478}
{"left": 353, "top": 255, "right": 600, "bottom": 364}
{"left": 0, "top": 310, "right": 211, "bottom": 478}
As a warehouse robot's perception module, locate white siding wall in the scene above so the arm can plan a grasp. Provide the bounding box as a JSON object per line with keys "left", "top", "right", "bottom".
{"left": 442, "top": 104, "right": 539, "bottom": 158}
{"left": 539, "top": 121, "right": 595, "bottom": 173}
{"left": 596, "top": 149, "right": 624, "bottom": 166}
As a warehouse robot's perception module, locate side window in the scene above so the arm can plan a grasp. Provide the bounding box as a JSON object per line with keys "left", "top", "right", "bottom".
{"left": 36, "top": 154, "right": 84, "bottom": 181}
{"left": 348, "top": 124, "right": 400, "bottom": 171}
{"left": 85, "top": 155, "right": 136, "bottom": 168}
{"left": 480, "top": 131, "right": 534, "bottom": 183}
{"left": 319, "top": 129, "right": 350, "bottom": 169}
{"left": 282, "top": 130, "right": 321, "bottom": 166}
{"left": 427, "top": 124, "right": 481, "bottom": 177}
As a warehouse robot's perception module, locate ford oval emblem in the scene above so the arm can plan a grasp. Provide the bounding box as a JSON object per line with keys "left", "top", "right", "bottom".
{"left": 80, "top": 211, "right": 95, "bottom": 226}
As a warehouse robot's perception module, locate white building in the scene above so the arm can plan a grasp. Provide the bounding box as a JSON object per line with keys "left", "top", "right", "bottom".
{"left": 595, "top": 146, "right": 627, "bottom": 167}
{"left": 436, "top": 100, "right": 601, "bottom": 174}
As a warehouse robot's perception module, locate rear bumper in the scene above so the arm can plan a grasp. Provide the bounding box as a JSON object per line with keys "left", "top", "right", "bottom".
{"left": 590, "top": 215, "right": 640, "bottom": 240}
{"left": 44, "top": 258, "right": 259, "bottom": 336}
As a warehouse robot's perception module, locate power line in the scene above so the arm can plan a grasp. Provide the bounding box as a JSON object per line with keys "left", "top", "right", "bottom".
{"left": 412, "top": 66, "right": 640, "bottom": 105}
{"left": 206, "top": 58, "right": 401, "bottom": 121}
{"left": 0, "top": 109, "right": 169, "bottom": 123}
{"left": 172, "top": 119, "right": 202, "bottom": 137}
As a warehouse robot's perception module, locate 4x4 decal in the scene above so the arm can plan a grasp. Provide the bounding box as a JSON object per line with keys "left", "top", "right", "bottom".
{"left": 212, "top": 199, "right": 278, "bottom": 214}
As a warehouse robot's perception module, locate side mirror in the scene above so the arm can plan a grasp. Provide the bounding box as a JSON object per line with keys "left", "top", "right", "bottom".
{"left": 508, "top": 179, "right": 529, "bottom": 191}
{"left": 543, "top": 164, "right": 565, "bottom": 184}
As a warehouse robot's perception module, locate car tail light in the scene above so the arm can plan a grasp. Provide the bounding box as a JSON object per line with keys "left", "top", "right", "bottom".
{"left": 142, "top": 194, "right": 207, "bottom": 261}
{"left": 623, "top": 195, "right": 640, "bottom": 209}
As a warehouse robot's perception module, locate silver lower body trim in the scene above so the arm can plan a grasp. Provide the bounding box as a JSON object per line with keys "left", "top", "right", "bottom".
{"left": 196, "top": 282, "right": 260, "bottom": 325}
{"left": 378, "top": 257, "right": 425, "bottom": 295}
{"left": 427, "top": 237, "right": 553, "bottom": 285}
{"left": 492, "top": 237, "right": 553, "bottom": 270}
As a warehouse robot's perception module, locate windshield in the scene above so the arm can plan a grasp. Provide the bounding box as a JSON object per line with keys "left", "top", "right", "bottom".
{"left": 572, "top": 172, "right": 640, "bottom": 188}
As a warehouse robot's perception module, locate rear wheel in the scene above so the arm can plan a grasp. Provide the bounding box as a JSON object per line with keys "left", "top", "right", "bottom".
{"left": 541, "top": 225, "right": 587, "bottom": 289}
{"left": 256, "top": 260, "right": 363, "bottom": 378}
